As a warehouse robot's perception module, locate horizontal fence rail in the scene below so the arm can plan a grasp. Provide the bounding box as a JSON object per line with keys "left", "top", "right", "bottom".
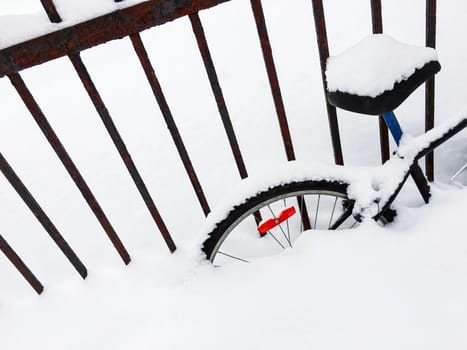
{"left": 0, "top": 0, "right": 231, "bottom": 77}
{"left": 0, "top": 0, "right": 438, "bottom": 295}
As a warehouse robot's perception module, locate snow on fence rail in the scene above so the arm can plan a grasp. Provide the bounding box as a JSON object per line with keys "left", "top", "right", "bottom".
{"left": 0, "top": 0, "right": 437, "bottom": 295}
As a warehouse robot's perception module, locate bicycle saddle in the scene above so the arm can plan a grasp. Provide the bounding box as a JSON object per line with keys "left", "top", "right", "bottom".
{"left": 326, "top": 34, "right": 441, "bottom": 115}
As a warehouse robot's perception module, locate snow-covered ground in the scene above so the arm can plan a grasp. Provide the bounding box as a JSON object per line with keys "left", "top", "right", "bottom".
{"left": 2, "top": 186, "right": 467, "bottom": 350}
{"left": 1, "top": 0, "right": 467, "bottom": 349}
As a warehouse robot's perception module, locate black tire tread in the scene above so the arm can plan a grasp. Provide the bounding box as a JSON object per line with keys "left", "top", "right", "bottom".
{"left": 202, "top": 180, "right": 349, "bottom": 261}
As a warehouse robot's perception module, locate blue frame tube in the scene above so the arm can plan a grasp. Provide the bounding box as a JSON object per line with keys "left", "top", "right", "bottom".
{"left": 383, "top": 112, "right": 403, "bottom": 145}
{"left": 383, "top": 111, "right": 431, "bottom": 204}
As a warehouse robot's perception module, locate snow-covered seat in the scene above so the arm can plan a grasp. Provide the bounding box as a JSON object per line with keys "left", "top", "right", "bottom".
{"left": 326, "top": 34, "right": 441, "bottom": 115}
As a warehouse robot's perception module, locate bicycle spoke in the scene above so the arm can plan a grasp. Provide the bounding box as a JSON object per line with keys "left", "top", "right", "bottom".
{"left": 218, "top": 251, "right": 250, "bottom": 263}
{"left": 330, "top": 203, "right": 354, "bottom": 229}
{"left": 313, "top": 194, "right": 321, "bottom": 229}
{"left": 328, "top": 197, "right": 338, "bottom": 229}
{"left": 267, "top": 230, "right": 286, "bottom": 250}
{"left": 267, "top": 204, "right": 292, "bottom": 247}
{"left": 283, "top": 198, "right": 291, "bottom": 245}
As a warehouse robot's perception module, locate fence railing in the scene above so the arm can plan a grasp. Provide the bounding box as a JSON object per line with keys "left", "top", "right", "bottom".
{"left": 0, "top": 0, "right": 437, "bottom": 295}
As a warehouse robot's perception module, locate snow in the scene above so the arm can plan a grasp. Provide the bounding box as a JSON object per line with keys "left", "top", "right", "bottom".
{"left": 1, "top": 0, "right": 467, "bottom": 349}
{"left": 326, "top": 34, "right": 438, "bottom": 97}
{"left": 1, "top": 187, "right": 467, "bottom": 350}
{"left": 397, "top": 107, "right": 467, "bottom": 159}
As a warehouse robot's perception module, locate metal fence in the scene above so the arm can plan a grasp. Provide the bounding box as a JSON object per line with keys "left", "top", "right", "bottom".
{"left": 0, "top": 0, "right": 437, "bottom": 294}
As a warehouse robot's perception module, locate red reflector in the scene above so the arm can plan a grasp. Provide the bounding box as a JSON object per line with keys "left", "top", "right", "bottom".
{"left": 257, "top": 206, "right": 296, "bottom": 235}
{"left": 257, "top": 218, "right": 276, "bottom": 235}
{"left": 278, "top": 206, "right": 296, "bottom": 222}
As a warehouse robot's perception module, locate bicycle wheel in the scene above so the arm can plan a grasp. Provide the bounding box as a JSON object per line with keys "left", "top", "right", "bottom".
{"left": 203, "top": 179, "right": 364, "bottom": 265}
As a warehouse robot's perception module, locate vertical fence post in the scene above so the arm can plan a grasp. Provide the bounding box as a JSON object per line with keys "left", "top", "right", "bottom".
{"left": 250, "top": 0, "right": 311, "bottom": 230}
{"left": 8, "top": 73, "right": 131, "bottom": 265}
{"left": 39, "top": 0, "right": 177, "bottom": 253}
{"left": 370, "top": 0, "right": 383, "bottom": 33}
{"left": 39, "top": 0, "right": 61, "bottom": 23}
{"left": 0, "top": 234, "right": 44, "bottom": 294}
{"left": 311, "top": 0, "right": 344, "bottom": 165}
{"left": 249, "top": 0, "right": 296, "bottom": 162}
{"left": 130, "top": 32, "right": 211, "bottom": 216}
{"left": 370, "top": 0, "right": 390, "bottom": 164}
{"left": 189, "top": 13, "right": 249, "bottom": 180}
{"left": 189, "top": 12, "right": 265, "bottom": 224}
{"left": 35, "top": 1, "right": 131, "bottom": 264}
{"left": 0, "top": 152, "right": 88, "bottom": 278}
{"left": 425, "top": 0, "right": 437, "bottom": 181}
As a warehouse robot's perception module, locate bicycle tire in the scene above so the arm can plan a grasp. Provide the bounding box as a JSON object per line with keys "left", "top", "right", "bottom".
{"left": 202, "top": 179, "right": 390, "bottom": 265}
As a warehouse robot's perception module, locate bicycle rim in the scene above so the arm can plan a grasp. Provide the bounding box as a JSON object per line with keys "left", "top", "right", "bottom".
{"left": 203, "top": 181, "right": 357, "bottom": 265}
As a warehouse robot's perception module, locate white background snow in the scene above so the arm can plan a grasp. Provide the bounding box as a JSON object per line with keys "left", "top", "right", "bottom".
{"left": 1, "top": 0, "right": 467, "bottom": 349}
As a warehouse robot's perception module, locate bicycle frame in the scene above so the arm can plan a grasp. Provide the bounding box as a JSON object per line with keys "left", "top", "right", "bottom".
{"left": 372, "top": 111, "right": 467, "bottom": 221}
{"left": 199, "top": 112, "right": 467, "bottom": 244}
{"left": 383, "top": 112, "right": 431, "bottom": 204}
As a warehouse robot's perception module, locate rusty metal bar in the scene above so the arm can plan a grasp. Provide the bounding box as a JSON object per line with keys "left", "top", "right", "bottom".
{"left": 311, "top": 0, "right": 344, "bottom": 165}
{"left": 0, "top": 234, "right": 44, "bottom": 294}
{"left": 189, "top": 12, "right": 263, "bottom": 224}
{"left": 130, "top": 32, "right": 211, "bottom": 216}
{"left": 189, "top": 13, "right": 249, "bottom": 179}
{"left": 40, "top": 0, "right": 174, "bottom": 255}
{"left": 370, "top": 0, "right": 383, "bottom": 33}
{"left": 67, "top": 53, "right": 177, "bottom": 252}
{"left": 0, "top": 0, "right": 232, "bottom": 77}
{"left": 249, "top": 0, "right": 311, "bottom": 230}
{"left": 7, "top": 73, "right": 131, "bottom": 265}
{"left": 425, "top": 0, "right": 436, "bottom": 181}
{"left": 249, "top": 0, "right": 296, "bottom": 162}
{"left": 40, "top": 0, "right": 175, "bottom": 253}
{"left": 40, "top": 0, "right": 61, "bottom": 23}
{"left": 370, "top": 0, "right": 390, "bottom": 164}
{"left": 0, "top": 152, "right": 88, "bottom": 278}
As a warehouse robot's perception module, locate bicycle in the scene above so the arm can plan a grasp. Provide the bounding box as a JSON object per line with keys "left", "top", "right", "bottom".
{"left": 200, "top": 34, "right": 467, "bottom": 265}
